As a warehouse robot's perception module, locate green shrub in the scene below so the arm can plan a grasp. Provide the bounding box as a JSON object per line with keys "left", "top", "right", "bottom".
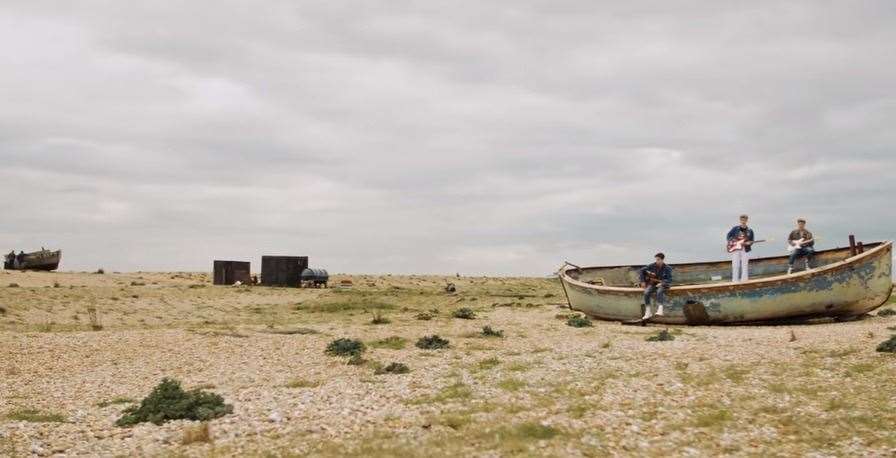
{"left": 481, "top": 326, "right": 504, "bottom": 338}
{"left": 326, "top": 338, "right": 366, "bottom": 357}
{"left": 116, "top": 378, "right": 232, "bottom": 427}
{"left": 566, "top": 315, "right": 592, "bottom": 328}
{"left": 452, "top": 307, "right": 476, "bottom": 319}
{"left": 375, "top": 362, "right": 410, "bottom": 375}
{"left": 416, "top": 335, "right": 450, "bottom": 350}
{"left": 876, "top": 335, "right": 896, "bottom": 353}
{"left": 878, "top": 308, "right": 896, "bottom": 317}
{"left": 646, "top": 329, "right": 675, "bottom": 342}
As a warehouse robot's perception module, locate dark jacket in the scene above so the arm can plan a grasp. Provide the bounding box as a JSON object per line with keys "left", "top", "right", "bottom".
{"left": 727, "top": 226, "right": 755, "bottom": 252}
{"left": 639, "top": 263, "right": 673, "bottom": 287}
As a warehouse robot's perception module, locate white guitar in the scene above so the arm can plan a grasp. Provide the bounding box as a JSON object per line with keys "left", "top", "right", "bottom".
{"left": 787, "top": 238, "right": 814, "bottom": 252}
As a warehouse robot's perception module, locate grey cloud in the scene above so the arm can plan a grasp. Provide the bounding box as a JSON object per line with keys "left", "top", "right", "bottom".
{"left": 1, "top": 1, "right": 894, "bottom": 275}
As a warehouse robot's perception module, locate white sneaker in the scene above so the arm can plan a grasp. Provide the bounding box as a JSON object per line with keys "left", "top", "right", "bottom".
{"left": 641, "top": 306, "right": 653, "bottom": 320}
{"left": 787, "top": 267, "right": 793, "bottom": 275}
{"left": 655, "top": 304, "right": 665, "bottom": 316}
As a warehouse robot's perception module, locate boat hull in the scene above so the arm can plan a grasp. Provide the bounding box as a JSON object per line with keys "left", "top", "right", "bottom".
{"left": 4, "top": 250, "right": 62, "bottom": 272}
{"left": 559, "top": 242, "right": 893, "bottom": 325}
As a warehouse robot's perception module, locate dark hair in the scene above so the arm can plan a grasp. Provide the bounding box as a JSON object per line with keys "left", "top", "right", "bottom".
{"left": 739, "top": 214, "right": 749, "bottom": 220}
{"left": 797, "top": 218, "right": 806, "bottom": 223}
{"left": 654, "top": 252, "right": 665, "bottom": 260}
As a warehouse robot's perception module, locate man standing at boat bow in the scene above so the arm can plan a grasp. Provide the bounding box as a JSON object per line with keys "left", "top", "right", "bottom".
{"left": 727, "top": 215, "right": 755, "bottom": 282}
{"left": 639, "top": 253, "right": 672, "bottom": 320}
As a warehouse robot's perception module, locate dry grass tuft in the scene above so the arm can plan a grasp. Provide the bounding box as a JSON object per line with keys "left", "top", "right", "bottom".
{"left": 181, "top": 422, "right": 212, "bottom": 445}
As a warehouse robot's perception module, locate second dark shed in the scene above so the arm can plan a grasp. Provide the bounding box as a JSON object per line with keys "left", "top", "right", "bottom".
{"left": 260, "top": 256, "right": 308, "bottom": 287}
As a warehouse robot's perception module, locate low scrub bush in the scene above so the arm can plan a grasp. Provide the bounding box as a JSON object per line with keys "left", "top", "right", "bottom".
{"left": 369, "top": 311, "right": 391, "bottom": 325}
{"left": 566, "top": 315, "right": 592, "bottom": 328}
{"left": 86, "top": 306, "right": 102, "bottom": 331}
{"left": 116, "top": 378, "right": 232, "bottom": 427}
{"left": 415, "top": 312, "right": 433, "bottom": 321}
{"left": 452, "top": 308, "right": 476, "bottom": 320}
{"left": 7, "top": 283, "right": 19, "bottom": 288}
{"left": 878, "top": 308, "right": 896, "bottom": 317}
{"left": 6, "top": 408, "right": 66, "bottom": 423}
{"left": 481, "top": 326, "right": 504, "bottom": 338}
{"left": 375, "top": 362, "right": 410, "bottom": 375}
{"left": 369, "top": 336, "right": 406, "bottom": 350}
{"left": 877, "top": 335, "right": 896, "bottom": 353}
{"left": 646, "top": 329, "right": 675, "bottom": 342}
{"left": 326, "top": 338, "right": 366, "bottom": 357}
{"left": 416, "top": 335, "right": 450, "bottom": 350}
{"left": 285, "top": 379, "right": 320, "bottom": 388}
{"left": 96, "top": 397, "right": 135, "bottom": 408}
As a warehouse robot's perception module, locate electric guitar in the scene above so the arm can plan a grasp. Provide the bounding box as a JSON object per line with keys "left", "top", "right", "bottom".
{"left": 786, "top": 238, "right": 814, "bottom": 252}
{"left": 726, "top": 237, "right": 766, "bottom": 253}
{"left": 644, "top": 270, "right": 666, "bottom": 286}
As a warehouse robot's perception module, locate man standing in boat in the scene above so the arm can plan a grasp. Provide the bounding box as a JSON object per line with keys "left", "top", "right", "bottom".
{"left": 639, "top": 252, "right": 672, "bottom": 320}
{"left": 787, "top": 218, "right": 815, "bottom": 274}
{"left": 727, "top": 214, "right": 755, "bottom": 282}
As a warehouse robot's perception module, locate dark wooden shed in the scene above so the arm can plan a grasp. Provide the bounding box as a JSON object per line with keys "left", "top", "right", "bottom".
{"left": 261, "top": 256, "right": 308, "bottom": 287}
{"left": 213, "top": 260, "right": 251, "bottom": 285}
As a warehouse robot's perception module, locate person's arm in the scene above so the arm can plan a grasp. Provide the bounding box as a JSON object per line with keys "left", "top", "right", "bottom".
{"left": 803, "top": 231, "right": 814, "bottom": 246}
{"left": 726, "top": 227, "right": 737, "bottom": 241}
{"left": 661, "top": 266, "right": 672, "bottom": 287}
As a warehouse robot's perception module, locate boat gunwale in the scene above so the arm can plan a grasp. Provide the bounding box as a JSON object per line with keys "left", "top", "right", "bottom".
{"left": 560, "top": 241, "right": 892, "bottom": 294}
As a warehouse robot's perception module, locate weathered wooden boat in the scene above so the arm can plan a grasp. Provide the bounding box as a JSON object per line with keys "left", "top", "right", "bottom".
{"left": 3, "top": 249, "right": 62, "bottom": 271}
{"left": 558, "top": 241, "right": 893, "bottom": 325}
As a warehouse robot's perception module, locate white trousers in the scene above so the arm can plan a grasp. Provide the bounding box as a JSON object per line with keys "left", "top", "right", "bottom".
{"left": 731, "top": 250, "right": 749, "bottom": 282}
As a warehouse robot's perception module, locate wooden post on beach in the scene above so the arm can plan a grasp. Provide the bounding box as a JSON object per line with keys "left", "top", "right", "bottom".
{"left": 849, "top": 235, "right": 857, "bottom": 256}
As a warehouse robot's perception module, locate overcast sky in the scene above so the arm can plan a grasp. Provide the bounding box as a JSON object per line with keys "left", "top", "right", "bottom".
{"left": 2, "top": 1, "right": 894, "bottom": 275}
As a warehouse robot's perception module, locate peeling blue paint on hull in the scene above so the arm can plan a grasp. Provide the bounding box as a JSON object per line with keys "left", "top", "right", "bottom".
{"left": 559, "top": 242, "right": 893, "bottom": 325}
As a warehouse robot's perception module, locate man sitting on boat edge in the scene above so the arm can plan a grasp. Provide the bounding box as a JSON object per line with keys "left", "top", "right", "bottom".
{"left": 787, "top": 218, "right": 815, "bottom": 275}
{"left": 639, "top": 252, "right": 672, "bottom": 320}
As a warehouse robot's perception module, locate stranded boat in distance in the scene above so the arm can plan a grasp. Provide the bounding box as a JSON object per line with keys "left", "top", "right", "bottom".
{"left": 558, "top": 241, "right": 893, "bottom": 325}
{"left": 4, "top": 248, "right": 62, "bottom": 271}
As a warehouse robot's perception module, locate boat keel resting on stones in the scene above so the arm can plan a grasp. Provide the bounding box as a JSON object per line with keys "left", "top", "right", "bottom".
{"left": 559, "top": 241, "right": 893, "bottom": 325}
